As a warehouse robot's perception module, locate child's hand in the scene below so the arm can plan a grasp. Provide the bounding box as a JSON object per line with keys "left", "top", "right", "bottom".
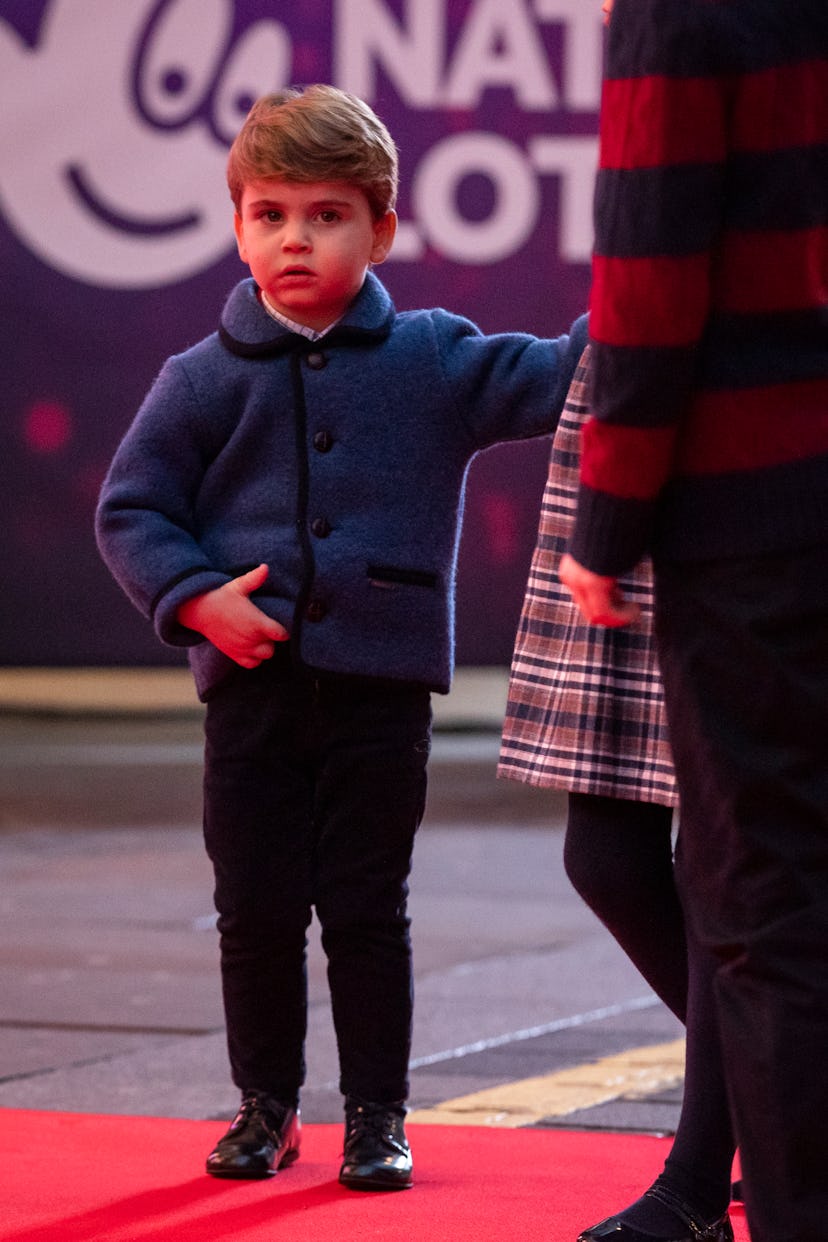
{"left": 559, "top": 553, "right": 640, "bottom": 627}
{"left": 177, "top": 563, "right": 289, "bottom": 667}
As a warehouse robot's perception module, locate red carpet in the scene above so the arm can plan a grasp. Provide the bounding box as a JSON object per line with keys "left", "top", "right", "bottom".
{"left": 0, "top": 1111, "right": 749, "bottom": 1241}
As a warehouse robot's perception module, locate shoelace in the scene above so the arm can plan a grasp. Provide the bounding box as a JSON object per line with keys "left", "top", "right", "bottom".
{"left": 344, "top": 1103, "right": 406, "bottom": 1150}
{"left": 234, "top": 1094, "right": 286, "bottom": 1138}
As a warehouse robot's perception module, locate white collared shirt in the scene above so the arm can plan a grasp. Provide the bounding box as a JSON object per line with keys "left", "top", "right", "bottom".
{"left": 260, "top": 290, "right": 341, "bottom": 341}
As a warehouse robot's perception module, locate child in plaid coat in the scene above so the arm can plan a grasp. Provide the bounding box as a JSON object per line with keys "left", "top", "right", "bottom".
{"left": 500, "top": 347, "right": 735, "bottom": 1242}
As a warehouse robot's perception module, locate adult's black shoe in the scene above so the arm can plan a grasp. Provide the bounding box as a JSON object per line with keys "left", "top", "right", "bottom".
{"left": 206, "top": 1092, "right": 301, "bottom": 1179}
{"left": 338, "top": 1097, "right": 413, "bottom": 1190}
{"left": 578, "top": 1184, "right": 734, "bottom": 1242}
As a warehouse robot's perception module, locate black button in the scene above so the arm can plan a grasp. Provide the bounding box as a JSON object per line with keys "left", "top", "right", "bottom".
{"left": 311, "top": 517, "right": 331, "bottom": 538}
{"left": 306, "top": 600, "right": 327, "bottom": 622}
{"left": 306, "top": 351, "right": 327, "bottom": 370}
{"left": 313, "top": 430, "right": 333, "bottom": 452}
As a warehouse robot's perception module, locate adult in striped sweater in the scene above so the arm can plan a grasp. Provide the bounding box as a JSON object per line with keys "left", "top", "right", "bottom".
{"left": 560, "top": 3, "right": 828, "bottom": 1241}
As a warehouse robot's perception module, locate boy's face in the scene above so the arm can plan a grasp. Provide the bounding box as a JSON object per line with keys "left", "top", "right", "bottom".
{"left": 601, "top": 0, "right": 613, "bottom": 21}
{"left": 234, "top": 178, "right": 396, "bottom": 331}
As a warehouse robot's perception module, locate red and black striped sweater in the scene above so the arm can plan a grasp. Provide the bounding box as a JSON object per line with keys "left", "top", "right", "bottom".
{"left": 570, "top": 0, "right": 828, "bottom": 575}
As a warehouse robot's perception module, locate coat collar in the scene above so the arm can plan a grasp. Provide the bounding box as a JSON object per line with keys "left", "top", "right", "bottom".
{"left": 219, "top": 271, "right": 396, "bottom": 358}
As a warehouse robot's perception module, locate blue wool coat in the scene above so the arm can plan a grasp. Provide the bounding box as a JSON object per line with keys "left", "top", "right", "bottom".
{"left": 96, "top": 273, "right": 588, "bottom": 699}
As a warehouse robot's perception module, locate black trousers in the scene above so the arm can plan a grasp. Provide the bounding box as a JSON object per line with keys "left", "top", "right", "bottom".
{"left": 202, "top": 655, "right": 432, "bottom": 1108}
{"left": 655, "top": 544, "right": 828, "bottom": 1242}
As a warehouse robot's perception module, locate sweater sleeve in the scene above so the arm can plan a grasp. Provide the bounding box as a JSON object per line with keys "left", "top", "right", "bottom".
{"left": 435, "top": 310, "right": 590, "bottom": 450}
{"left": 95, "top": 355, "right": 233, "bottom": 646}
{"left": 569, "top": 0, "right": 728, "bottom": 575}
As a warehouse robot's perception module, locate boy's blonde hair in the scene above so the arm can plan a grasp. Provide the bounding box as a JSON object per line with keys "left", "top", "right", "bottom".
{"left": 227, "top": 84, "right": 398, "bottom": 219}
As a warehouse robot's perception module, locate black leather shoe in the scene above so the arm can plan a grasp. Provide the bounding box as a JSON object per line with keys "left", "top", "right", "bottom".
{"left": 206, "top": 1092, "right": 301, "bottom": 1179}
{"left": 578, "top": 1184, "right": 734, "bottom": 1241}
{"left": 338, "top": 1097, "right": 413, "bottom": 1190}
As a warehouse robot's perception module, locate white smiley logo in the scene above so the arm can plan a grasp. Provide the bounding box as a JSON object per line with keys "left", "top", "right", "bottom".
{"left": 0, "top": 0, "right": 290, "bottom": 288}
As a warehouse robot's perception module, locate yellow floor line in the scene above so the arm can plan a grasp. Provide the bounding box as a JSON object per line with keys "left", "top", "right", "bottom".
{"left": 0, "top": 667, "right": 200, "bottom": 713}
{"left": 408, "top": 1037, "right": 686, "bottom": 1127}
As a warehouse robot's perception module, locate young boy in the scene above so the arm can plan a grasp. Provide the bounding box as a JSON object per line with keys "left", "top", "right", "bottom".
{"left": 96, "top": 85, "right": 587, "bottom": 1191}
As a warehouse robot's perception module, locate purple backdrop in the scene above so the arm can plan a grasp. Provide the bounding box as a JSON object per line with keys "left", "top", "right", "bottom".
{"left": 0, "top": 0, "right": 597, "bottom": 667}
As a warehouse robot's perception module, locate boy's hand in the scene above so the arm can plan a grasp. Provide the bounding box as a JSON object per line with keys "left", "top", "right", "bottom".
{"left": 176, "top": 563, "right": 289, "bottom": 667}
{"left": 558, "top": 553, "right": 640, "bottom": 627}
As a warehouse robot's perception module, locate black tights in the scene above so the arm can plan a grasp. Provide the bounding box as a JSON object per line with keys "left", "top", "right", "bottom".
{"left": 565, "top": 792, "right": 735, "bottom": 1224}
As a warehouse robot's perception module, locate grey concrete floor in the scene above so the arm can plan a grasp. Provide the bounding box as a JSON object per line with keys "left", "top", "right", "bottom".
{"left": 0, "top": 705, "right": 683, "bottom": 1132}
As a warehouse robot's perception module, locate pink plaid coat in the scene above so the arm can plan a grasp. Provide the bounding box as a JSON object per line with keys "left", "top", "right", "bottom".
{"left": 498, "top": 349, "right": 677, "bottom": 808}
